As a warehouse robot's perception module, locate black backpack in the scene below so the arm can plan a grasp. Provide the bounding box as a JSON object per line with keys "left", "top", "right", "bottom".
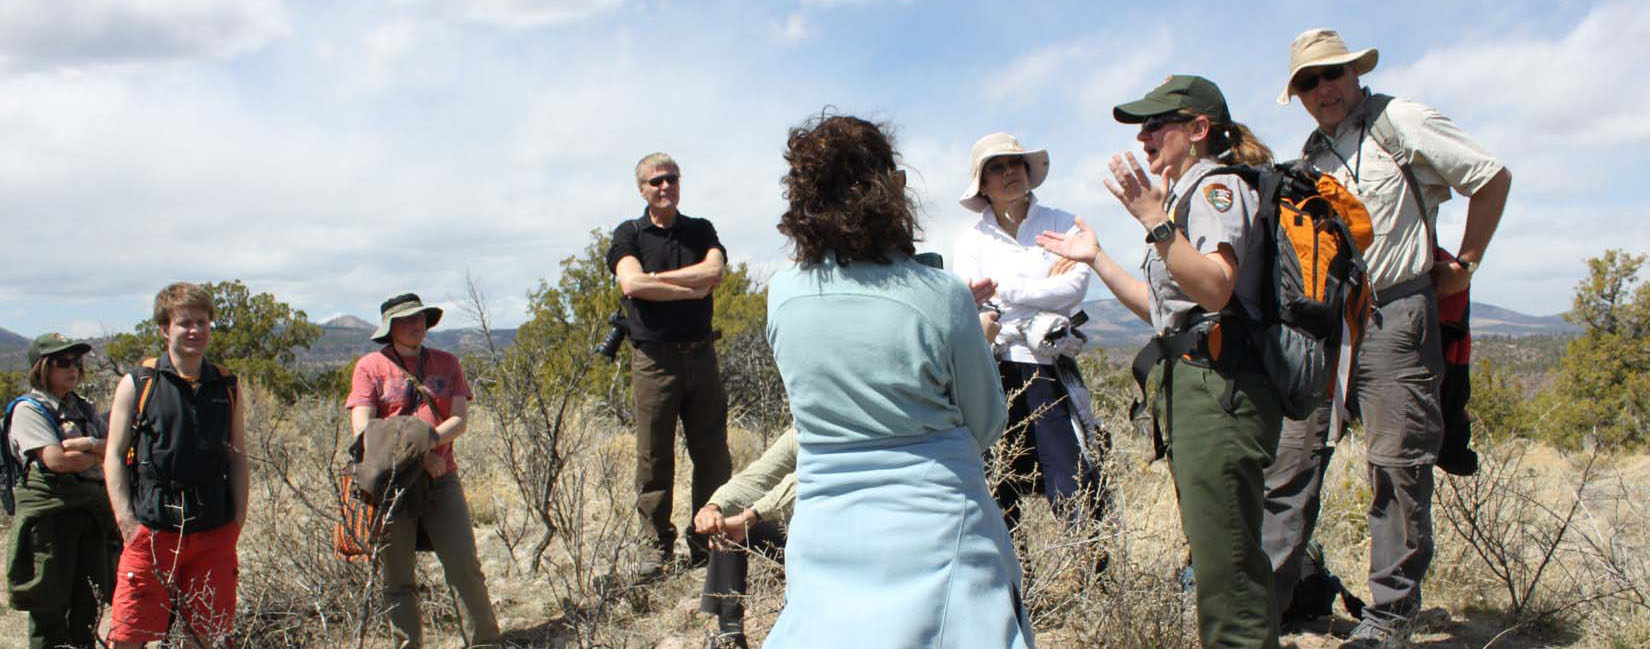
{"left": 127, "top": 357, "right": 239, "bottom": 531}
{"left": 1131, "top": 162, "right": 1375, "bottom": 457}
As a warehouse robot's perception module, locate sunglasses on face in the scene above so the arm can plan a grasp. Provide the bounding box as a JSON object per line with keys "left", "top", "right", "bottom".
{"left": 984, "top": 157, "right": 1026, "bottom": 175}
{"left": 1140, "top": 112, "right": 1195, "bottom": 135}
{"left": 646, "top": 173, "right": 680, "bottom": 188}
{"left": 1291, "top": 64, "right": 1348, "bottom": 94}
{"left": 48, "top": 355, "right": 83, "bottom": 369}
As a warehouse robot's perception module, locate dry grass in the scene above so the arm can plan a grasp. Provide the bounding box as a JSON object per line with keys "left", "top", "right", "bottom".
{"left": 3, "top": 368, "right": 1649, "bottom": 648}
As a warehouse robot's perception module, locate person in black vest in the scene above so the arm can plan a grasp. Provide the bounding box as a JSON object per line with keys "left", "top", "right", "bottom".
{"left": 104, "top": 283, "right": 248, "bottom": 649}
{"left": 4, "top": 334, "right": 114, "bottom": 649}
{"left": 606, "top": 152, "right": 733, "bottom": 574}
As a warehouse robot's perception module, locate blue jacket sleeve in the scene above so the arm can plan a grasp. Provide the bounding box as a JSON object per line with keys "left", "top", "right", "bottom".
{"left": 946, "top": 281, "right": 1008, "bottom": 450}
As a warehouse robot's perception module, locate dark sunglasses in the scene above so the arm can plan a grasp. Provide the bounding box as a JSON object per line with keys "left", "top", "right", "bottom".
{"left": 984, "top": 157, "right": 1027, "bottom": 175}
{"left": 646, "top": 173, "right": 680, "bottom": 187}
{"left": 1140, "top": 112, "right": 1195, "bottom": 135}
{"left": 1291, "top": 64, "right": 1348, "bottom": 94}
{"left": 47, "top": 355, "right": 83, "bottom": 369}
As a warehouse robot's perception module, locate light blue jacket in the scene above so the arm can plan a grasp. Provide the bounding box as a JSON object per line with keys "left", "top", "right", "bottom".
{"left": 766, "top": 254, "right": 1007, "bottom": 450}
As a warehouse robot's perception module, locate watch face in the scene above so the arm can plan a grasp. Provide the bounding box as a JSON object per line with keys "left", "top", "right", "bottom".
{"left": 1148, "top": 221, "right": 1174, "bottom": 243}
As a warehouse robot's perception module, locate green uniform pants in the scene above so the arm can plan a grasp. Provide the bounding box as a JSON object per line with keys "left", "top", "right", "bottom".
{"left": 5, "top": 473, "right": 115, "bottom": 649}
{"left": 1164, "top": 361, "right": 1284, "bottom": 649}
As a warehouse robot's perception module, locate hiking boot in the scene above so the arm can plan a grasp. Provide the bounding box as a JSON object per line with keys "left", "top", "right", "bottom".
{"left": 1337, "top": 618, "right": 1402, "bottom": 649}
{"left": 707, "top": 632, "right": 749, "bottom": 649}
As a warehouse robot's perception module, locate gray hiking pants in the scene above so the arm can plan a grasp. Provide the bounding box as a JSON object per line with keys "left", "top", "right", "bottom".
{"left": 1261, "top": 281, "right": 1442, "bottom": 625}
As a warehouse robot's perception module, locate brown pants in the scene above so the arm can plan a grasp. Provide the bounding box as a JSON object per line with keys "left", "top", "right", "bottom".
{"left": 378, "top": 473, "right": 499, "bottom": 648}
{"left": 632, "top": 342, "right": 732, "bottom": 564}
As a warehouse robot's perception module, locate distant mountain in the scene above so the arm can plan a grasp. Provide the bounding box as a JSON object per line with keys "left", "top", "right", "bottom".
{"left": 1471, "top": 303, "right": 1580, "bottom": 337}
{"left": 293, "top": 315, "right": 517, "bottom": 367}
{"left": 0, "top": 326, "right": 28, "bottom": 369}
{"left": 1075, "top": 299, "right": 1579, "bottom": 350}
{"left": 323, "top": 315, "right": 374, "bottom": 330}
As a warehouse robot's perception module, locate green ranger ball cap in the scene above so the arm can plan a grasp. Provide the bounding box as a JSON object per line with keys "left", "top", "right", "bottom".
{"left": 1113, "top": 75, "right": 1231, "bottom": 124}
{"left": 28, "top": 333, "right": 92, "bottom": 366}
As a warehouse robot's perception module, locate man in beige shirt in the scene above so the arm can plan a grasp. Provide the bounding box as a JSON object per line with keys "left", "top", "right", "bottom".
{"left": 1266, "top": 28, "right": 1512, "bottom": 649}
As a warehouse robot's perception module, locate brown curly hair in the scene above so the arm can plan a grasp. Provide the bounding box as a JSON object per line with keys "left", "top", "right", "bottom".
{"left": 778, "top": 113, "right": 920, "bottom": 265}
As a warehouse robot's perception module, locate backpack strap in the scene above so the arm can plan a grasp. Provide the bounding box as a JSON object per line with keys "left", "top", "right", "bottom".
{"left": 4, "top": 396, "right": 61, "bottom": 485}
{"left": 1361, "top": 93, "right": 1437, "bottom": 251}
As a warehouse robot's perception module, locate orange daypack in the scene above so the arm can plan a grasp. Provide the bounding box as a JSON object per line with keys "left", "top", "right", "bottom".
{"left": 1132, "top": 161, "right": 1375, "bottom": 455}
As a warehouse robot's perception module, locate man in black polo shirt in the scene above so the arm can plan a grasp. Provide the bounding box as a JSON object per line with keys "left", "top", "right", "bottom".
{"left": 606, "top": 152, "right": 733, "bottom": 574}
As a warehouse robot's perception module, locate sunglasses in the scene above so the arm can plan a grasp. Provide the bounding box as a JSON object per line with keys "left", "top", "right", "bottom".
{"left": 47, "top": 355, "right": 83, "bottom": 369}
{"left": 646, "top": 173, "right": 680, "bottom": 187}
{"left": 1291, "top": 64, "right": 1348, "bottom": 94}
{"left": 984, "top": 157, "right": 1026, "bottom": 175}
{"left": 1140, "top": 112, "right": 1195, "bottom": 135}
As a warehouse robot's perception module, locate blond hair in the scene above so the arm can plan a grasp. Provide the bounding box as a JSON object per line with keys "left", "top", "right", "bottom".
{"left": 153, "top": 282, "right": 214, "bottom": 328}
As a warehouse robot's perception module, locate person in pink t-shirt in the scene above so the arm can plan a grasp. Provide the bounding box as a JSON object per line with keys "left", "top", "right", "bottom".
{"left": 345, "top": 292, "right": 499, "bottom": 648}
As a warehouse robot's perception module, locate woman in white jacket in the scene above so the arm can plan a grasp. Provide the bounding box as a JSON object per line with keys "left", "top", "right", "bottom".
{"left": 952, "top": 132, "right": 1104, "bottom": 534}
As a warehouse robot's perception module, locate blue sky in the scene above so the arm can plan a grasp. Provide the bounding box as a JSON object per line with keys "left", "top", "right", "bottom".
{"left": 2, "top": 0, "right": 1645, "bottom": 338}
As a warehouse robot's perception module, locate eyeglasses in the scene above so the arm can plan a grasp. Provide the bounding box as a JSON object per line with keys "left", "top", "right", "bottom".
{"left": 646, "top": 173, "right": 680, "bottom": 187}
{"left": 1140, "top": 113, "right": 1195, "bottom": 135}
{"left": 1291, "top": 64, "right": 1348, "bottom": 94}
{"left": 984, "top": 157, "right": 1026, "bottom": 175}
{"left": 47, "top": 355, "right": 83, "bottom": 369}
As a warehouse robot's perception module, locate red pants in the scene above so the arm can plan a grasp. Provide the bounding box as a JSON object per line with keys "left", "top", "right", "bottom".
{"left": 108, "top": 522, "right": 240, "bottom": 645}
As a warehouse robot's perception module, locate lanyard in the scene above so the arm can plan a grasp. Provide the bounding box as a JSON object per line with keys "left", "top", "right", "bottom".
{"left": 1319, "top": 120, "right": 1369, "bottom": 187}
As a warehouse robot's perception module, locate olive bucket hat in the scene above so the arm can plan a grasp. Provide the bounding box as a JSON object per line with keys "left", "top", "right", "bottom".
{"left": 28, "top": 333, "right": 92, "bottom": 366}
{"left": 370, "top": 293, "right": 444, "bottom": 344}
{"left": 1113, "top": 74, "right": 1232, "bottom": 125}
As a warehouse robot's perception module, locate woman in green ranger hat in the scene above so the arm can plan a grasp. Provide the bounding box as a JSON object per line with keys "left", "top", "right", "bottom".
{"left": 4, "top": 334, "right": 116, "bottom": 649}
{"left": 1038, "top": 75, "right": 1285, "bottom": 649}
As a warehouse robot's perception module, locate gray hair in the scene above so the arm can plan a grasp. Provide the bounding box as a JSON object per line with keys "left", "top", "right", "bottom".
{"left": 634, "top": 152, "right": 679, "bottom": 182}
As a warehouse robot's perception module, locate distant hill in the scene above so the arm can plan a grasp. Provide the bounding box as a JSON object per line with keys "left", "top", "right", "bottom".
{"left": 0, "top": 301, "right": 1579, "bottom": 371}
{"left": 0, "top": 326, "right": 28, "bottom": 369}
{"left": 294, "top": 317, "right": 517, "bottom": 367}
{"left": 1471, "top": 303, "right": 1580, "bottom": 337}
{"left": 323, "top": 315, "right": 374, "bottom": 330}
{"left": 1076, "top": 300, "right": 1580, "bottom": 350}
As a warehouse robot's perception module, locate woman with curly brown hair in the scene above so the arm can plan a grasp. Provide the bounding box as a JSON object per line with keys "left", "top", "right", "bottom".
{"left": 762, "top": 114, "right": 1033, "bottom": 648}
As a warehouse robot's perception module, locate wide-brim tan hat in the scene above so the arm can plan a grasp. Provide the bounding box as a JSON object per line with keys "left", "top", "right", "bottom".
{"left": 958, "top": 132, "right": 1050, "bottom": 213}
{"left": 1278, "top": 28, "right": 1378, "bottom": 105}
{"left": 370, "top": 292, "right": 443, "bottom": 344}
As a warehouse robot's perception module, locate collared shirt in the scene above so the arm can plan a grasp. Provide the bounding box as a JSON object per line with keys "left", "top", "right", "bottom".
{"left": 952, "top": 194, "right": 1093, "bottom": 363}
{"left": 8, "top": 389, "right": 105, "bottom": 481}
{"left": 1144, "top": 158, "right": 1265, "bottom": 335}
{"left": 1303, "top": 91, "right": 1504, "bottom": 291}
{"left": 708, "top": 427, "right": 798, "bottom": 522}
{"left": 605, "top": 210, "right": 726, "bottom": 343}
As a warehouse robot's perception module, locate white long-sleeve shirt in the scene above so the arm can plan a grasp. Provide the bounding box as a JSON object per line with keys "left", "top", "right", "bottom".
{"left": 952, "top": 195, "right": 1092, "bottom": 364}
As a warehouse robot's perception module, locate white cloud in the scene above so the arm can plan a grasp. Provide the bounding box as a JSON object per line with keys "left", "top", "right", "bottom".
{"left": 450, "top": 0, "right": 624, "bottom": 29}
{"left": 0, "top": 0, "right": 289, "bottom": 72}
{"left": 773, "top": 12, "right": 811, "bottom": 44}
{"left": 1378, "top": 0, "right": 1650, "bottom": 147}
{"left": 979, "top": 42, "right": 1088, "bottom": 104}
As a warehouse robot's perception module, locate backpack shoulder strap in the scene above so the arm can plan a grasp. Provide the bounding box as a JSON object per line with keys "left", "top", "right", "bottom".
{"left": 6, "top": 396, "right": 60, "bottom": 433}
{"left": 1361, "top": 93, "right": 1436, "bottom": 249}
{"left": 134, "top": 358, "right": 161, "bottom": 422}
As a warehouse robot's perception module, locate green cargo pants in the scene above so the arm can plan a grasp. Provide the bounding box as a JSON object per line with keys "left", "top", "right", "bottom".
{"left": 1163, "top": 361, "right": 1284, "bottom": 649}
{"left": 5, "top": 473, "right": 115, "bottom": 649}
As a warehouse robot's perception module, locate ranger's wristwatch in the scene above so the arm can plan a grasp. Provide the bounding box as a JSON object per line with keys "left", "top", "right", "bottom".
{"left": 1145, "top": 220, "right": 1176, "bottom": 244}
{"left": 1459, "top": 259, "right": 1480, "bottom": 274}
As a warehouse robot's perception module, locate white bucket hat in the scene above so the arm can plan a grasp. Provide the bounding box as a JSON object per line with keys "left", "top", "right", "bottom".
{"left": 957, "top": 132, "right": 1050, "bottom": 213}
{"left": 1278, "top": 28, "right": 1378, "bottom": 105}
